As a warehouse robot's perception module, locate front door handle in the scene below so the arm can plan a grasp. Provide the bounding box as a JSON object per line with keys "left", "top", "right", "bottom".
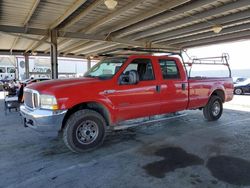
{"left": 156, "top": 85, "right": 161, "bottom": 93}
{"left": 103, "top": 90, "right": 116, "bottom": 94}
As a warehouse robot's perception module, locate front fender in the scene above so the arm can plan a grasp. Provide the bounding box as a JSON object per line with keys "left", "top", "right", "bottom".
{"left": 58, "top": 94, "right": 116, "bottom": 125}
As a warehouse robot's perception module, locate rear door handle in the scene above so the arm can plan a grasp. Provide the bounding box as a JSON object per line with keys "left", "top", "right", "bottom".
{"left": 156, "top": 85, "right": 161, "bottom": 93}
{"left": 182, "top": 83, "right": 186, "bottom": 90}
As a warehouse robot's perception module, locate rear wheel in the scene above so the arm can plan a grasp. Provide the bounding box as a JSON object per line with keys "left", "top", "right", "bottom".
{"left": 234, "top": 88, "right": 243, "bottom": 95}
{"left": 63, "top": 109, "right": 106, "bottom": 153}
{"left": 203, "top": 96, "right": 223, "bottom": 121}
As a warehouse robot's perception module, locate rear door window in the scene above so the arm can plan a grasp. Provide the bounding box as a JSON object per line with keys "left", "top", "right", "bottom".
{"left": 158, "top": 59, "right": 180, "bottom": 79}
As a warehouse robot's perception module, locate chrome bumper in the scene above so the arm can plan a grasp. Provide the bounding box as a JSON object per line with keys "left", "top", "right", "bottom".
{"left": 20, "top": 105, "right": 67, "bottom": 133}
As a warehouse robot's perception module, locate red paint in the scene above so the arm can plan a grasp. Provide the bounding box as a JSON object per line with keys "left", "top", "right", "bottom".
{"left": 27, "top": 55, "right": 234, "bottom": 125}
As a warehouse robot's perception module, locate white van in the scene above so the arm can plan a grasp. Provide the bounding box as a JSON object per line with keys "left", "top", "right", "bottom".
{"left": 0, "top": 66, "right": 16, "bottom": 81}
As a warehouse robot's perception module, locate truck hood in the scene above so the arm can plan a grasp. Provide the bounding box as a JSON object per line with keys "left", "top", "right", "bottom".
{"left": 26, "top": 77, "right": 101, "bottom": 93}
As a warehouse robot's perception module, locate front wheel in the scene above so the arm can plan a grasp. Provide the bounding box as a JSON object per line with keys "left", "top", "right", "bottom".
{"left": 63, "top": 109, "right": 106, "bottom": 153}
{"left": 203, "top": 96, "right": 223, "bottom": 121}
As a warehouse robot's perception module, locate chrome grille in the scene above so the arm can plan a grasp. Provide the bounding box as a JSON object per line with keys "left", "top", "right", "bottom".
{"left": 24, "top": 91, "right": 33, "bottom": 108}
{"left": 24, "top": 89, "right": 40, "bottom": 109}
{"left": 33, "top": 93, "right": 39, "bottom": 108}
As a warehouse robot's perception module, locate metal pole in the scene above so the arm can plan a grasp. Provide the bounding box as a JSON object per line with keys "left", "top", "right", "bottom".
{"left": 50, "top": 30, "right": 58, "bottom": 79}
{"left": 87, "top": 58, "right": 91, "bottom": 71}
{"left": 24, "top": 53, "right": 29, "bottom": 79}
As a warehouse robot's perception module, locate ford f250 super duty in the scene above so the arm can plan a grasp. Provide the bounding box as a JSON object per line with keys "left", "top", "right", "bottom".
{"left": 20, "top": 49, "right": 234, "bottom": 153}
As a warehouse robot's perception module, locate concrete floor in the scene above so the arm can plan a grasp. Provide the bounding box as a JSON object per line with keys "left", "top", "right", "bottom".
{"left": 0, "top": 93, "right": 250, "bottom": 188}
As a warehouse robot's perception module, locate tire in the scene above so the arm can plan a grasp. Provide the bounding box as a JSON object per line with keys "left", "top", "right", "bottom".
{"left": 63, "top": 109, "right": 106, "bottom": 153}
{"left": 234, "top": 88, "right": 243, "bottom": 95}
{"left": 203, "top": 96, "right": 223, "bottom": 121}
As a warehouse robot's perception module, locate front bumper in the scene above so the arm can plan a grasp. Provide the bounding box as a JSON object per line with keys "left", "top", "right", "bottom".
{"left": 20, "top": 105, "right": 67, "bottom": 133}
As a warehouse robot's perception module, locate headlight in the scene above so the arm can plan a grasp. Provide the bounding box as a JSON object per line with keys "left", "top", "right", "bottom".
{"left": 40, "top": 94, "right": 58, "bottom": 110}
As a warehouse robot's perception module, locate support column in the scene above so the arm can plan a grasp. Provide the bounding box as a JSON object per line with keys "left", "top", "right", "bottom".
{"left": 87, "top": 58, "right": 91, "bottom": 71}
{"left": 50, "top": 30, "right": 58, "bottom": 79}
{"left": 24, "top": 53, "right": 29, "bottom": 79}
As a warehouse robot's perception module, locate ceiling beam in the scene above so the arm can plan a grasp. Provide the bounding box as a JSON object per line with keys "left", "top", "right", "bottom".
{"left": 25, "top": 0, "right": 88, "bottom": 52}
{"left": 126, "top": 0, "right": 250, "bottom": 40}
{"left": 44, "top": 0, "right": 103, "bottom": 54}
{"left": 0, "top": 25, "right": 47, "bottom": 35}
{"left": 0, "top": 50, "right": 85, "bottom": 59}
{"left": 57, "top": 32, "right": 174, "bottom": 52}
{"left": 10, "top": 37, "right": 20, "bottom": 53}
{"left": 102, "top": 0, "right": 190, "bottom": 36}
{"left": 0, "top": 25, "right": 168, "bottom": 49}
{"left": 176, "top": 30, "right": 250, "bottom": 48}
{"left": 182, "top": 35, "right": 250, "bottom": 49}
{"left": 76, "top": 43, "right": 119, "bottom": 55}
{"left": 45, "top": 39, "right": 69, "bottom": 53}
{"left": 61, "top": 0, "right": 103, "bottom": 30}
{"left": 10, "top": 0, "right": 40, "bottom": 52}
{"left": 59, "top": 0, "right": 188, "bottom": 54}
{"left": 63, "top": 41, "right": 103, "bottom": 54}
{"left": 150, "top": 10, "right": 250, "bottom": 43}
{"left": 112, "top": 0, "right": 216, "bottom": 37}
{"left": 0, "top": 31, "right": 52, "bottom": 45}
{"left": 49, "top": 0, "right": 87, "bottom": 29}
{"left": 23, "top": 0, "right": 41, "bottom": 26}
{"left": 161, "top": 22, "right": 250, "bottom": 45}
{"left": 26, "top": 36, "right": 49, "bottom": 52}
{"left": 58, "top": 31, "right": 105, "bottom": 41}
{"left": 85, "top": 44, "right": 123, "bottom": 56}
{"left": 58, "top": 40, "right": 89, "bottom": 53}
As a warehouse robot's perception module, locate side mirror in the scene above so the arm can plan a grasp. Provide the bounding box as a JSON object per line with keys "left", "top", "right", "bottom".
{"left": 119, "top": 70, "right": 139, "bottom": 85}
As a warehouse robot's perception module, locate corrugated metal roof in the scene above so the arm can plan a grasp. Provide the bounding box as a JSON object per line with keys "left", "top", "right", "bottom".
{"left": 0, "top": 0, "right": 249, "bottom": 58}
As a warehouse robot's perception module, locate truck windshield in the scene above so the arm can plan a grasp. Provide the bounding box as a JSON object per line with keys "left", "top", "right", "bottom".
{"left": 84, "top": 57, "right": 127, "bottom": 79}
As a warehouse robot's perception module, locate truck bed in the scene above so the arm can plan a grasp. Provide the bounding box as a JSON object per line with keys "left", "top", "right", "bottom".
{"left": 188, "top": 77, "right": 234, "bottom": 109}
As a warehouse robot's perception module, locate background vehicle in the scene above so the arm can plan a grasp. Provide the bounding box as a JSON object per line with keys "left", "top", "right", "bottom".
{"left": 0, "top": 66, "right": 16, "bottom": 81}
{"left": 21, "top": 78, "right": 50, "bottom": 87}
{"left": 234, "top": 78, "right": 250, "bottom": 95}
{"left": 233, "top": 77, "right": 247, "bottom": 84}
{"left": 20, "top": 48, "right": 234, "bottom": 153}
{"left": 0, "top": 81, "right": 3, "bottom": 91}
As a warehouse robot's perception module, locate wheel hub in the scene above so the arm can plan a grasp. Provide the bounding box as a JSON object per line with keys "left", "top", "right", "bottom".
{"left": 235, "top": 89, "right": 242, "bottom": 94}
{"left": 76, "top": 120, "right": 98, "bottom": 144}
{"left": 212, "top": 101, "right": 221, "bottom": 116}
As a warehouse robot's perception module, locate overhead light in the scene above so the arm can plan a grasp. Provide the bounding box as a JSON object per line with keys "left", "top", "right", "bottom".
{"left": 104, "top": 0, "right": 118, "bottom": 10}
{"left": 212, "top": 24, "right": 223, "bottom": 33}
{"left": 31, "top": 51, "right": 37, "bottom": 56}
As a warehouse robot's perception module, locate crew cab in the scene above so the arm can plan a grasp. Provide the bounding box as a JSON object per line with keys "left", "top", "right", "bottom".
{"left": 20, "top": 51, "right": 234, "bottom": 153}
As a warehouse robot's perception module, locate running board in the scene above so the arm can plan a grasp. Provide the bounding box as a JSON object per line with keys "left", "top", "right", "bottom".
{"left": 111, "top": 113, "right": 187, "bottom": 131}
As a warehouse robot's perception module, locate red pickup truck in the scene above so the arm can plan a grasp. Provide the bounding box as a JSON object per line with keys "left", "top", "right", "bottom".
{"left": 20, "top": 50, "right": 234, "bottom": 152}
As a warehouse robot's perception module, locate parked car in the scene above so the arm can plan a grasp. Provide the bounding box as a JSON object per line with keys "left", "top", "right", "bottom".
{"left": 234, "top": 78, "right": 250, "bottom": 95}
{"left": 20, "top": 51, "right": 234, "bottom": 153}
{"left": 233, "top": 77, "right": 247, "bottom": 84}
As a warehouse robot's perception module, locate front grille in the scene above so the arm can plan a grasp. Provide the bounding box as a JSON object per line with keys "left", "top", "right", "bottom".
{"left": 33, "top": 93, "right": 39, "bottom": 108}
{"left": 24, "top": 91, "right": 33, "bottom": 108}
{"left": 24, "top": 90, "right": 39, "bottom": 109}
